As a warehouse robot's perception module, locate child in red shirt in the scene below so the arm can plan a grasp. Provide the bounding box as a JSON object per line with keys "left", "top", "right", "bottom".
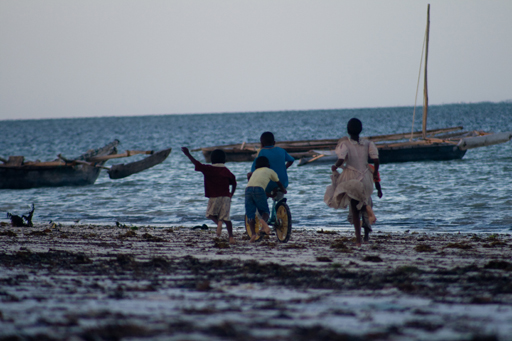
{"left": 182, "top": 147, "right": 237, "bottom": 244}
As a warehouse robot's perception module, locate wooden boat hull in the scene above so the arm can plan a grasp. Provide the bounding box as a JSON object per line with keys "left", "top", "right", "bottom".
{"left": 298, "top": 143, "right": 467, "bottom": 166}
{"left": 202, "top": 149, "right": 257, "bottom": 163}
{"left": 108, "top": 148, "right": 172, "bottom": 179}
{"left": 0, "top": 141, "right": 172, "bottom": 189}
{"left": 458, "top": 132, "right": 512, "bottom": 150}
{"left": 199, "top": 127, "right": 467, "bottom": 163}
{"left": 379, "top": 144, "right": 466, "bottom": 163}
{"left": 210, "top": 144, "right": 469, "bottom": 164}
{"left": 0, "top": 164, "right": 102, "bottom": 189}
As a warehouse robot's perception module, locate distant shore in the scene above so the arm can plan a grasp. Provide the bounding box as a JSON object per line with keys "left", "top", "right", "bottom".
{"left": 1, "top": 224, "right": 512, "bottom": 340}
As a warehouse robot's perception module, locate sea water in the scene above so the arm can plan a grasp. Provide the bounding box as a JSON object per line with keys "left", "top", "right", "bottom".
{"left": 1, "top": 102, "right": 511, "bottom": 233}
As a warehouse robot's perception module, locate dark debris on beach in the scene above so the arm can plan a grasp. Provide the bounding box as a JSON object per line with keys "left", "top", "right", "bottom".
{"left": 1, "top": 225, "right": 511, "bottom": 340}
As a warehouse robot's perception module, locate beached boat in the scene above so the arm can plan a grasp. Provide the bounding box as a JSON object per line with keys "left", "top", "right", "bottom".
{"left": 196, "top": 5, "right": 511, "bottom": 166}
{"left": 0, "top": 140, "right": 171, "bottom": 189}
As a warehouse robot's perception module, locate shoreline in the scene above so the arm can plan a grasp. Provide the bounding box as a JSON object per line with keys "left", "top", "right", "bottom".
{"left": 1, "top": 224, "right": 512, "bottom": 340}
{"left": 3, "top": 219, "right": 510, "bottom": 235}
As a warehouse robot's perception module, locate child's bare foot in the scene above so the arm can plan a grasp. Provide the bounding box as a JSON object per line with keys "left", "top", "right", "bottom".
{"left": 355, "top": 234, "right": 362, "bottom": 247}
{"left": 229, "top": 237, "right": 236, "bottom": 244}
{"left": 250, "top": 235, "right": 258, "bottom": 243}
{"left": 260, "top": 221, "right": 271, "bottom": 235}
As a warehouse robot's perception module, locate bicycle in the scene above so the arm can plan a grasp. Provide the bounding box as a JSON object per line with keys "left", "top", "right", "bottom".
{"left": 245, "top": 190, "right": 292, "bottom": 243}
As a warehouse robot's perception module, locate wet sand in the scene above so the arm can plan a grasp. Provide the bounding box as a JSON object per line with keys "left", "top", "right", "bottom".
{"left": 1, "top": 223, "right": 512, "bottom": 340}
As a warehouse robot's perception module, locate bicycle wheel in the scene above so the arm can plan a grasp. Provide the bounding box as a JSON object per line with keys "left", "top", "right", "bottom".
{"left": 245, "top": 214, "right": 263, "bottom": 242}
{"left": 274, "top": 201, "right": 292, "bottom": 243}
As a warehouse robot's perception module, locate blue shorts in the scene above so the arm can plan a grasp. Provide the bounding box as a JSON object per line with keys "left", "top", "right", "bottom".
{"left": 245, "top": 187, "right": 269, "bottom": 220}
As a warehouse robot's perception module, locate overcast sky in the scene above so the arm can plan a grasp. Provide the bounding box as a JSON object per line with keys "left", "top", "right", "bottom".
{"left": 1, "top": 0, "right": 511, "bottom": 120}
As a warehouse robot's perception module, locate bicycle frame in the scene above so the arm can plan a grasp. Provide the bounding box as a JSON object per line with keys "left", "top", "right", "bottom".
{"left": 268, "top": 197, "right": 286, "bottom": 225}
{"left": 245, "top": 192, "right": 292, "bottom": 243}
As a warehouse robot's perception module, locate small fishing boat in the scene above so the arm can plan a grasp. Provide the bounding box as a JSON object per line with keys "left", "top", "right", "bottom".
{"left": 197, "top": 124, "right": 511, "bottom": 166}
{"left": 298, "top": 5, "right": 511, "bottom": 166}
{"left": 196, "top": 5, "right": 511, "bottom": 166}
{"left": 298, "top": 130, "right": 512, "bottom": 166}
{"left": 194, "top": 138, "right": 343, "bottom": 163}
{"left": 0, "top": 140, "right": 171, "bottom": 189}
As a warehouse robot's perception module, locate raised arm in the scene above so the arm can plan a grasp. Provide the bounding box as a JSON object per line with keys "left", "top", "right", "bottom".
{"left": 181, "top": 147, "right": 202, "bottom": 167}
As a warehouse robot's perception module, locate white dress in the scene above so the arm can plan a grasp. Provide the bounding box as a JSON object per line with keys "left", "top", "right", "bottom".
{"left": 324, "top": 137, "right": 379, "bottom": 211}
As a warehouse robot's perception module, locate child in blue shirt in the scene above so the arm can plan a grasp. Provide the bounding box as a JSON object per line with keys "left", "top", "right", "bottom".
{"left": 247, "top": 132, "right": 294, "bottom": 199}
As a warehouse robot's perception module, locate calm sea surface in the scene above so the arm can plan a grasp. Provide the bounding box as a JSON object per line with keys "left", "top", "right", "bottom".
{"left": 1, "top": 102, "right": 511, "bottom": 233}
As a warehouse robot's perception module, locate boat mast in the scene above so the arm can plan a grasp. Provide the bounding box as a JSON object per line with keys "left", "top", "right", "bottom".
{"left": 422, "top": 4, "right": 430, "bottom": 139}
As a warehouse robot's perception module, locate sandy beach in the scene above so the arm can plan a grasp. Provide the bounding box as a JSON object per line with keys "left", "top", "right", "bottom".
{"left": 1, "top": 223, "right": 512, "bottom": 340}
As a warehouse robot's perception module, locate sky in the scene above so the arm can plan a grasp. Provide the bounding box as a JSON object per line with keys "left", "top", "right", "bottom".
{"left": 1, "top": 1, "right": 511, "bottom": 120}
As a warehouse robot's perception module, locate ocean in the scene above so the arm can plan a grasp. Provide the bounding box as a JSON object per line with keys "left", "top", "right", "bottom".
{"left": 1, "top": 102, "right": 511, "bottom": 233}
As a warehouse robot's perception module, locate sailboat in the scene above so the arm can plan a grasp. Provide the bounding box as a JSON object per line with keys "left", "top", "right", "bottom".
{"left": 196, "top": 5, "right": 511, "bottom": 165}
{"left": 373, "top": 4, "right": 476, "bottom": 163}
{"left": 296, "top": 4, "right": 512, "bottom": 166}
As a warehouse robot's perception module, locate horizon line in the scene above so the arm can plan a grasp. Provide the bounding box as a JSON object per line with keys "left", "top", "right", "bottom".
{"left": 1, "top": 99, "right": 510, "bottom": 122}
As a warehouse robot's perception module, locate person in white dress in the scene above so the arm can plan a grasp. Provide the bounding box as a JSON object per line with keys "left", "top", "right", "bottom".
{"left": 324, "top": 118, "right": 380, "bottom": 246}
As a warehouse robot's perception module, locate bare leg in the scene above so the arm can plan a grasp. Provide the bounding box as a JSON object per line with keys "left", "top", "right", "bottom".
{"left": 209, "top": 216, "right": 222, "bottom": 237}
{"left": 361, "top": 211, "right": 369, "bottom": 243}
{"left": 225, "top": 221, "right": 235, "bottom": 244}
{"left": 216, "top": 220, "right": 222, "bottom": 237}
{"left": 366, "top": 205, "right": 377, "bottom": 224}
{"left": 249, "top": 219, "right": 257, "bottom": 242}
{"left": 350, "top": 199, "right": 362, "bottom": 247}
{"left": 363, "top": 225, "right": 370, "bottom": 243}
{"left": 363, "top": 207, "right": 373, "bottom": 243}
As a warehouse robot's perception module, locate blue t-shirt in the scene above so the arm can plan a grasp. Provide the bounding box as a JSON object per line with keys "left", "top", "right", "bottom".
{"left": 251, "top": 146, "right": 294, "bottom": 192}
